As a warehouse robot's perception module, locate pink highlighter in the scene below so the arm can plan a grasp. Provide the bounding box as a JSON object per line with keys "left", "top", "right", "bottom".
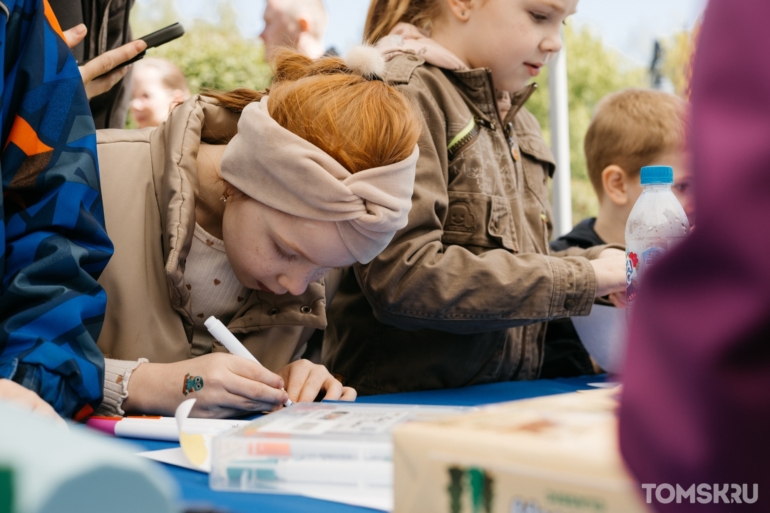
{"left": 86, "top": 416, "right": 178, "bottom": 441}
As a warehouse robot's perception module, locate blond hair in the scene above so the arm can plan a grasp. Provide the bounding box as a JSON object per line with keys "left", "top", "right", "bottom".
{"left": 365, "top": 0, "right": 443, "bottom": 43}
{"left": 584, "top": 88, "right": 688, "bottom": 196}
{"left": 203, "top": 48, "right": 421, "bottom": 174}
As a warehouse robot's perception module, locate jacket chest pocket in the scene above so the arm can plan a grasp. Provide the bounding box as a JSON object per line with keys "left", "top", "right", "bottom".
{"left": 518, "top": 132, "right": 556, "bottom": 208}
{"left": 442, "top": 191, "right": 518, "bottom": 253}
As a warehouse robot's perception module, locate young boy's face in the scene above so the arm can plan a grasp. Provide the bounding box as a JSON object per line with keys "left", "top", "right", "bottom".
{"left": 654, "top": 150, "right": 694, "bottom": 225}
{"left": 608, "top": 150, "right": 693, "bottom": 234}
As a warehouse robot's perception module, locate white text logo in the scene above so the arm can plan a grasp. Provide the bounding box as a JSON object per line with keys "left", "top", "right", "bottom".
{"left": 641, "top": 484, "right": 758, "bottom": 505}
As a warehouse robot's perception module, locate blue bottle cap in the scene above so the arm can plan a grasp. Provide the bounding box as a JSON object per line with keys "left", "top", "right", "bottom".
{"left": 640, "top": 165, "right": 674, "bottom": 185}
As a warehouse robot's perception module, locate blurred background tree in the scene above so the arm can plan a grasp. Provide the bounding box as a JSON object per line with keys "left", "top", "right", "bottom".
{"left": 128, "top": 0, "right": 272, "bottom": 127}
{"left": 661, "top": 24, "right": 700, "bottom": 98}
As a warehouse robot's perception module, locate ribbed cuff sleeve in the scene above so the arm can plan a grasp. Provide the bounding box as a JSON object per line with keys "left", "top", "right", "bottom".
{"left": 96, "top": 358, "right": 148, "bottom": 417}
{"left": 547, "top": 243, "right": 625, "bottom": 318}
{"left": 547, "top": 255, "right": 598, "bottom": 318}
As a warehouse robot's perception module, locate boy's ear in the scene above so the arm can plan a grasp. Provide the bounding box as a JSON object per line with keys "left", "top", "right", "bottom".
{"left": 601, "top": 165, "right": 631, "bottom": 206}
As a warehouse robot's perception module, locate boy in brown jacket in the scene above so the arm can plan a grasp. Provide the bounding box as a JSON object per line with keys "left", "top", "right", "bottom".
{"left": 323, "top": 0, "right": 627, "bottom": 394}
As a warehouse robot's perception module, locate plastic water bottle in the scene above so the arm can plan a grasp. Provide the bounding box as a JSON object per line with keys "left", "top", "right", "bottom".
{"left": 625, "top": 166, "right": 690, "bottom": 306}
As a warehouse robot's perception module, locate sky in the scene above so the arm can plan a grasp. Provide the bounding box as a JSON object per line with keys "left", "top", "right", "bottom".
{"left": 571, "top": 0, "right": 706, "bottom": 65}
{"left": 147, "top": 0, "right": 707, "bottom": 68}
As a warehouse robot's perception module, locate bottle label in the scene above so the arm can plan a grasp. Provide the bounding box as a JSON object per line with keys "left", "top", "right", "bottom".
{"left": 626, "top": 245, "right": 666, "bottom": 304}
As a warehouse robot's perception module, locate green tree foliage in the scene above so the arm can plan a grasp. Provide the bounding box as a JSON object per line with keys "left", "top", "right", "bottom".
{"left": 661, "top": 26, "right": 698, "bottom": 97}
{"left": 527, "top": 25, "right": 645, "bottom": 223}
{"left": 153, "top": 24, "right": 271, "bottom": 94}
{"left": 130, "top": 0, "right": 271, "bottom": 96}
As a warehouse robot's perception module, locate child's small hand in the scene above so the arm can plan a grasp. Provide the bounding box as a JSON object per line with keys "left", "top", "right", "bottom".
{"left": 590, "top": 248, "right": 626, "bottom": 298}
{"left": 0, "top": 379, "right": 65, "bottom": 426}
{"left": 279, "top": 360, "right": 357, "bottom": 403}
{"left": 608, "top": 291, "right": 627, "bottom": 309}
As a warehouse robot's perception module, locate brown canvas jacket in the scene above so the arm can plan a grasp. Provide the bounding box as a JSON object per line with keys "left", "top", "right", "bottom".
{"left": 323, "top": 55, "right": 610, "bottom": 394}
{"left": 96, "top": 95, "right": 338, "bottom": 371}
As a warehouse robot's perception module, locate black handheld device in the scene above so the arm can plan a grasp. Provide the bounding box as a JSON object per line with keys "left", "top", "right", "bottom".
{"left": 139, "top": 22, "right": 185, "bottom": 51}
{"left": 87, "top": 22, "right": 185, "bottom": 72}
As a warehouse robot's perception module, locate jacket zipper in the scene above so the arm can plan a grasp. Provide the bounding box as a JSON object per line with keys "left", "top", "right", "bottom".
{"left": 474, "top": 117, "right": 496, "bottom": 131}
{"left": 485, "top": 70, "right": 539, "bottom": 380}
{"left": 447, "top": 117, "right": 477, "bottom": 158}
{"left": 484, "top": 68, "right": 523, "bottom": 155}
{"left": 503, "top": 83, "right": 538, "bottom": 127}
{"left": 447, "top": 116, "right": 502, "bottom": 161}
{"left": 503, "top": 83, "right": 538, "bottom": 148}
{"left": 483, "top": 69, "right": 522, "bottom": 192}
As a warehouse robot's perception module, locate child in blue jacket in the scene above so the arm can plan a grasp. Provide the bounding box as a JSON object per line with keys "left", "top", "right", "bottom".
{"left": 0, "top": 0, "right": 113, "bottom": 420}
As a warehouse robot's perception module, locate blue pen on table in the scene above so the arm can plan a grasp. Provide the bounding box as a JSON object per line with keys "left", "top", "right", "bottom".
{"left": 204, "top": 316, "right": 293, "bottom": 407}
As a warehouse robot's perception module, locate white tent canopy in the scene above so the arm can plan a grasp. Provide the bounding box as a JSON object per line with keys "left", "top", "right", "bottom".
{"left": 549, "top": 36, "right": 573, "bottom": 238}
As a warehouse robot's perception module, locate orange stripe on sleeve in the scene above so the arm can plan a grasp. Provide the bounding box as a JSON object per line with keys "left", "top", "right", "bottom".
{"left": 4, "top": 115, "right": 54, "bottom": 155}
{"left": 43, "top": 0, "right": 65, "bottom": 40}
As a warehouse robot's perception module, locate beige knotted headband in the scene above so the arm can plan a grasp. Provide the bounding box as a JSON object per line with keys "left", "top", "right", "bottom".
{"left": 219, "top": 97, "right": 419, "bottom": 264}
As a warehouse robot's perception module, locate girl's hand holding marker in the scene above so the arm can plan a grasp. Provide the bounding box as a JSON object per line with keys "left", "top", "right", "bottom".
{"left": 204, "top": 316, "right": 357, "bottom": 406}
{"left": 123, "top": 305, "right": 354, "bottom": 419}
{"left": 124, "top": 316, "right": 293, "bottom": 418}
{"left": 204, "top": 316, "right": 294, "bottom": 407}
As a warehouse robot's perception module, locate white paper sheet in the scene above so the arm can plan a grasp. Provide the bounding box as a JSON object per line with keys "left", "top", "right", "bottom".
{"left": 570, "top": 304, "right": 627, "bottom": 373}
{"left": 139, "top": 447, "right": 204, "bottom": 472}
{"left": 138, "top": 447, "right": 392, "bottom": 511}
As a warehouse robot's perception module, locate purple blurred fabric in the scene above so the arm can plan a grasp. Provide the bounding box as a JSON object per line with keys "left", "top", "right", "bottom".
{"left": 619, "top": 0, "right": 770, "bottom": 511}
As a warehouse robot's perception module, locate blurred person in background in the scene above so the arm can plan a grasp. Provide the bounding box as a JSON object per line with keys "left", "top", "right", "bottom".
{"left": 130, "top": 57, "right": 191, "bottom": 128}
{"left": 260, "top": 0, "right": 328, "bottom": 60}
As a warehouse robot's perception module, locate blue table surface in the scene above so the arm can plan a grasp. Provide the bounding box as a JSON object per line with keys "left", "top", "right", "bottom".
{"left": 132, "top": 375, "right": 603, "bottom": 513}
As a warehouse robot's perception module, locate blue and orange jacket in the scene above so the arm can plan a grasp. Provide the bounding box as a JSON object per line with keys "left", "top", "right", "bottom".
{"left": 0, "top": 0, "right": 113, "bottom": 419}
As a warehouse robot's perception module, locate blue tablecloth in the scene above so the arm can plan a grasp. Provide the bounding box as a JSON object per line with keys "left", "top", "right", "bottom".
{"left": 132, "top": 375, "right": 603, "bottom": 513}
